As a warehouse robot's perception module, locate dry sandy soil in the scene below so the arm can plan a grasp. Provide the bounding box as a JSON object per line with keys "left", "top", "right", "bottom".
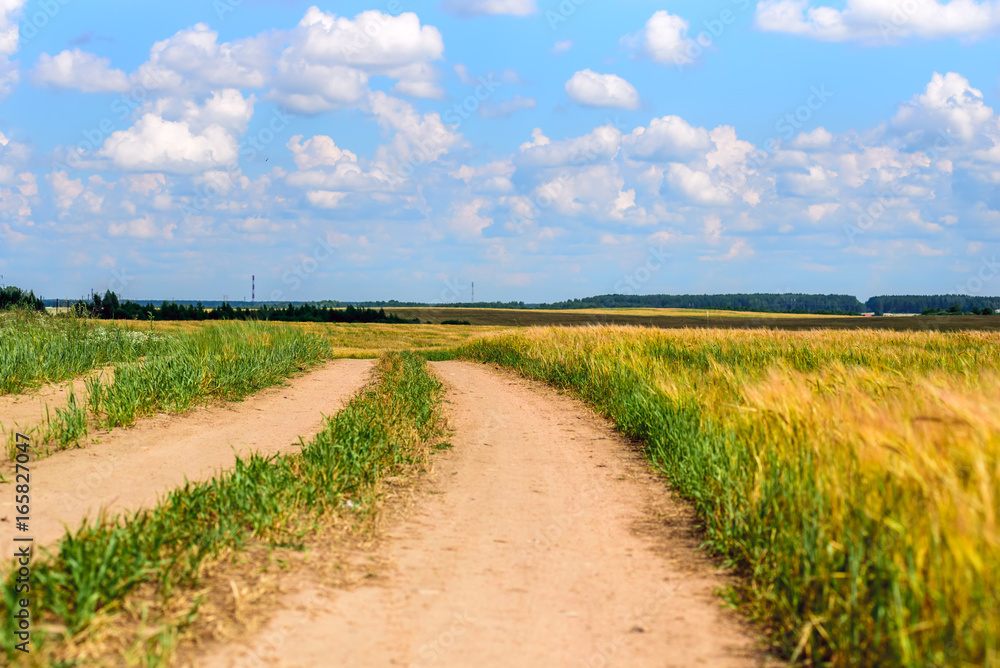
{"left": 202, "top": 361, "right": 769, "bottom": 668}
{"left": 0, "top": 359, "right": 374, "bottom": 546}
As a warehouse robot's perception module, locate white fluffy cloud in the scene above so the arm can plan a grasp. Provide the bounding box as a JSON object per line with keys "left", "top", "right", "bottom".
{"left": 0, "top": 0, "right": 27, "bottom": 97}
{"left": 98, "top": 114, "right": 239, "bottom": 173}
{"left": 622, "top": 11, "right": 695, "bottom": 65}
{"left": 287, "top": 134, "right": 358, "bottom": 170}
{"left": 31, "top": 9, "right": 447, "bottom": 111}
{"left": 623, "top": 116, "right": 712, "bottom": 161}
{"left": 755, "top": 0, "right": 1000, "bottom": 42}
{"left": 441, "top": 0, "right": 537, "bottom": 17}
{"left": 141, "top": 24, "right": 272, "bottom": 91}
{"left": 147, "top": 88, "right": 256, "bottom": 134}
{"left": 518, "top": 125, "right": 623, "bottom": 167}
{"left": 665, "top": 163, "right": 731, "bottom": 205}
{"left": 275, "top": 8, "right": 445, "bottom": 104}
{"left": 892, "top": 72, "right": 995, "bottom": 144}
{"left": 368, "top": 91, "right": 462, "bottom": 169}
{"left": 31, "top": 49, "right": 130, "bottom": 93}
{"left": 565, "top": 69, "right": 639, "bottom": 110}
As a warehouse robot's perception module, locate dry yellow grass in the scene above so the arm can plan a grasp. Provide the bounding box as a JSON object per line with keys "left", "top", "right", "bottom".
{"left": 149, "top": 321, "right": 500, "bottom": 357}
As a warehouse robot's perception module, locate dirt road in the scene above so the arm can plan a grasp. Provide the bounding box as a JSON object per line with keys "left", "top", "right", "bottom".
{"left": 0, "top": 366, "right": 114, "bottom": 436}
{"left": 205, "top": 361, "right": 766, "bottom": 667}
{"left": 0, "top": 359, "right": 374, "bottom": 546}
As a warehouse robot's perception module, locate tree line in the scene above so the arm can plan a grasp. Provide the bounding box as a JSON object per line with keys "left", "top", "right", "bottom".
{"left": 0, "top": 286, "right": 45, "bottom": 312}
{"left": 865, "top": 295, "right": 999, "bottom": 315}
{"left": 542, "top": 293, "right": 868, "bottom": 314}
{"left": 79, "top": 291, "right": 419, "bottom": 324}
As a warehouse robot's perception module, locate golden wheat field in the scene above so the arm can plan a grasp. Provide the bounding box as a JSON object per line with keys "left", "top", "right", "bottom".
{"left": 460, "top": 326, "right": 1000, "bottom": 666}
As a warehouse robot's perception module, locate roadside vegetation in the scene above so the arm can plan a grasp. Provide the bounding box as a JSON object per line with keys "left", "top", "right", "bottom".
{"left": 2, "top": 320, "right": 330, "bottom": 459}
{"left": 0, "top": 352, "right": 443, "bottom": 665}
{"left": 460, "top": 326, "right": 1000, "bottom": 667}
{"left": 0, "top": 309, "right": 164, "bottom": 395}
{"left": 83, "top": 321, "right": 328, "bottom": 429}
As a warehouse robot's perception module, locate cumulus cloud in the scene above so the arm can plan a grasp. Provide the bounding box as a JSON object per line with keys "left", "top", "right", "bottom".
{"left": 287, "top": 134, "right": 359, "bottom": 170}
{"left": 441, "top": 0, "right": 537, "bottom": 17}
{"left": 518, "top": 125, "right": 623, "bottom": 167}
{"left": 276, "top": 8, "right": 445, "bottom": 104}
{"left": 31, "top": 49, "right": 129, "bottom": 92}
{"left": 148, "top": 88, "right": 256, "bottom": 134}
{"left": 449, "top": 198, "right": 494, "bottom": 238}
{"left": 665, "top": 163, "right": 730, "bottom": 205}
{"left": 565, "top": 69, "right": 640, "bottom": 110}
{"left": 755, "top": 0, "right": 1000, "bottom": 42}
{"left": 368, "top": 91, "right": 462, "bottom": 169}
{"left": 33, "top": 9, "right": 448, "bottom": 113}
{"left": 622, "top": 11, "right": 695, "bottom": 65}
{"left": 98, "top": 114, "right": 239, "bottom": 173}
{"left": 623, "top": 116, "right": 712, "bottom": 161}
{"left": 892, "top": 71, "right": 995, "bottom": 145}
{"left": 791, "top": 127, "right": 835, "bottom": 149}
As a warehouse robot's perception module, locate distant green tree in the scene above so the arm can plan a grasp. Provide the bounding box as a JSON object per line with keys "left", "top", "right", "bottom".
{"left": 0, "top": 286, "right": 45, "bottom": 312}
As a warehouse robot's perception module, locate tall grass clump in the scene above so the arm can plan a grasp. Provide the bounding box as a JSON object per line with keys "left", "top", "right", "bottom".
{"left": 460, "top": 326, "right": 1000, "bottom": 667}
{"left": 86, "top": 321, "right": 331, "bottom": 428}
{"left": 0, "top": 352, "right": 441, "bottom": 661}
{"left": 0, "top": 310, "right": 164, "bottom": 395}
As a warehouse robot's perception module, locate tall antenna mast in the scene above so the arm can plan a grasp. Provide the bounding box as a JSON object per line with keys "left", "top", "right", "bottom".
{"left": 252, "top": 275, "right": 255, "bottom": 305}
{"left": 472, "top": 281, "right": 475, "bottom": 304}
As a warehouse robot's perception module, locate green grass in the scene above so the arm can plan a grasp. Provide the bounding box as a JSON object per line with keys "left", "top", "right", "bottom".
{"left": 2, "top": 321, "right": 333, "bottom": 462}
{"left": 0, "top": 352, "right": 442, "bottom": 663}
{"left": 0, "top": 311, "right": 165, "bottom": 395}
{"left": 3, "top": 388, "right": 90, "bottom": 460}
{"left": 84, "top": 321, "right": 331, "bottom": 429}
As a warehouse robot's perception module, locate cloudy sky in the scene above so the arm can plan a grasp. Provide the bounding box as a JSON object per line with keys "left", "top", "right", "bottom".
{"left": 0, "top": 0, "right": 998, "bottom": 303}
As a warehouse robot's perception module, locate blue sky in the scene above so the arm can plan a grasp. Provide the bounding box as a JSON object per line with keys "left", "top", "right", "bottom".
{"left": 0, "top": 0, "right": 998, "bottom": 303}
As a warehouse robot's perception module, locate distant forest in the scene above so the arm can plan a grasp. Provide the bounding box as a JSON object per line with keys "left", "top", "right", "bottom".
{"left": 14, "top": 288, "right": 1000, "bottom": 316}
{"left": 78, "top": 291, "right": 419, "bottom": 324}
{"left": 541, "top": 293, "right": 867, "bottom": 314}
{"left": 865, "top": 295, "right": 999, "bottom": 315}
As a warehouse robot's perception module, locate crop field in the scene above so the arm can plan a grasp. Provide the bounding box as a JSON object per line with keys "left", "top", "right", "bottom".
{"left": 460, "top": 326, "right": 1000, "bottom": 666}
{"left": 385, "top": 306, "right": 1000, "bottom": 331}
{"left": 1, "top": 313, "right": 998, "bottom": 666}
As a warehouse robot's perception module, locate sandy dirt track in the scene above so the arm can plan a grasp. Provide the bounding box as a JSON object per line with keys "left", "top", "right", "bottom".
{"left": 204, "top": 361, "right": 767, "bottom": 668}
{"left": 0, "top": 367, "right": 114, "bottom": 436}
{"left": 0, "top": 359, "right": 374, "bottom": 547}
